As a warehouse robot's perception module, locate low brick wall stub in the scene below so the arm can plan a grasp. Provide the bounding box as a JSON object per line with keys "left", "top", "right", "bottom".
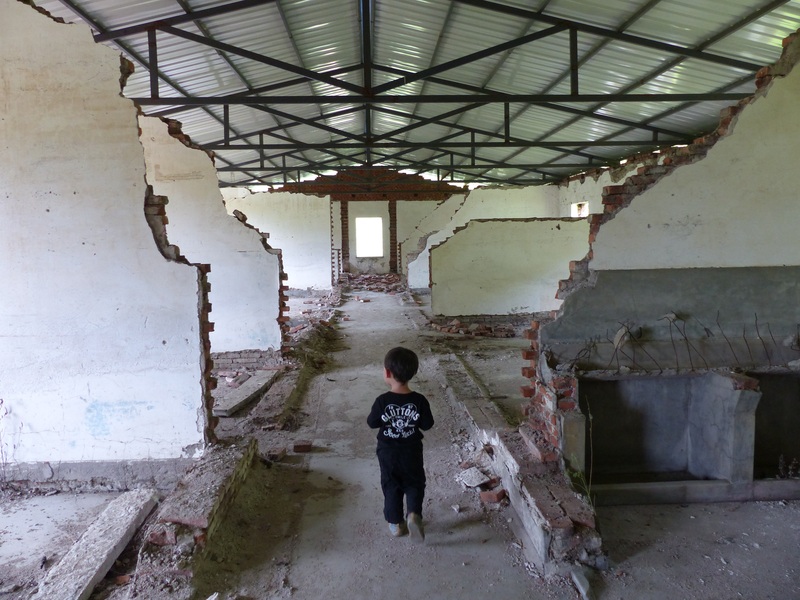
{"left": 438, "top": 355, "right": 604, "bottom": 573}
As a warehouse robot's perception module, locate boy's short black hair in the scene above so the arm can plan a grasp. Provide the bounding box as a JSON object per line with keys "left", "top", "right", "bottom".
{"left": 384, "top": 347, "right": 419, "bottom": 384}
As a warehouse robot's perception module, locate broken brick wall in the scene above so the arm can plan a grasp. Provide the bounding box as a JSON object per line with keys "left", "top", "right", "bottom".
{"left": 221, "top": 188, "right": 333, "bottom": 291}
{"left": 0, "top": 3, "right": 206, "bottom": 466}
{"left": 140, "top": 117, "right": 282, "bottom": 353}
{"left": 522, "top": 32, "right": 800, "bottom": 486}
{"left": 406, "top": 185, "right": 561, "bottom": 290}
{"left": 429, "top": 218, "right": 589, "bottom": 317}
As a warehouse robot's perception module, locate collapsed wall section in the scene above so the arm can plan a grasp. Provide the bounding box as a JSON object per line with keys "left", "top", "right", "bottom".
{"left": 430, "top": 218, "right": 589, "bottom": 317}
{"left": 222, "top": 188, "right": 333, "bottom": 291}
{"left": 140, "top": 117, "right": 282, "bottom": 354}
{"left": 0, "top": 3, "right": 206, "bottom": 469}
{"left": 406, "top": 186, "right": 561, "bottom": 289}
{"left": 520, "top": 31, "right": 800, "bottom": 502}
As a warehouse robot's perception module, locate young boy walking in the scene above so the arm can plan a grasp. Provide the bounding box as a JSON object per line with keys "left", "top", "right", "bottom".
{"left": 367, "top": 347, "right": 434, "bottom": 542}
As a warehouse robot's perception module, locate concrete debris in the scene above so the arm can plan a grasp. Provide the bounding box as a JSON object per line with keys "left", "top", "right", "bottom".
{"left": 457, "top": 466, "right": 492, "bottom": 488}
{"left": 226, "top": 372, "right": 251, "bottom": 388}
{"left": 36, "top": 488, "right": 158, "bottom": 600}
{"left": 212, "top": 369, "right": 282, "bottom": 417}
{"left": 429, "top": 318, "right": 516, "bottom": 338}
{"left": 570, "top": 566, "right": 595, "bottom": 600}
{"left": 340, "top": 272, "right": 404, "bottom": 294}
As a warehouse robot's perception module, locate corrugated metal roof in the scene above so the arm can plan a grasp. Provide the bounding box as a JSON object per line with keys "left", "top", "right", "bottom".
{"left": 31, "top": 0, "right": 800, "bottom": 187}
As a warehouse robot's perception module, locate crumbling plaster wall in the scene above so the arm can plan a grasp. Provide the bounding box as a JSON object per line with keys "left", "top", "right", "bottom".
{"left": 396, "top": 200, "right": 440, "bottom": 273}
{"left": 399, "top": 194, "right": 465, "bottom": 284}
{"left": 141, "top": 119, "right": 282, "bottom": 352}
{"left": 406, "top": 185, "right": 561, "bottom": 289}
{"left": 0, "top": 3, "right": 205, "bottom": 465}
{"left": 591, "top": 65, "right": 800, "bottom": 271}
{"left": 430, "top": 219, "right": 589, "bottom": 316}
{"left": 543, "top": 36, "right": 800, "bottom": 370}
{"left": 557, "top": 168, "right": 631, "bottom": 217}
{"left": 221, "top": 189, "right": 332, "bottom": 291}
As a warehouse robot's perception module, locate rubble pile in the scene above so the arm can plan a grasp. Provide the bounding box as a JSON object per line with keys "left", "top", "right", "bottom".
{"left": 430, "top": 318, "right": 516, "bottom": 338}
{"left": 340, "top": 272, "right": 404, "bottom": 294}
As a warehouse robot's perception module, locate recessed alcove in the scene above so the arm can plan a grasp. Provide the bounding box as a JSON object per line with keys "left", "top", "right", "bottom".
{"left": 571, "top": 371, "right": 785, "bottom": 504}
{"left": 750, "top": 372, "right": 800, "bottom": 479}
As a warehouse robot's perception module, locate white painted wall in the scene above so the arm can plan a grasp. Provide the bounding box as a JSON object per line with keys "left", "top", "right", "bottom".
{"left": 222, "top": 189, "right": 333, "bottom": 290}
{"left": 0, "top": 4, "right": 204, "bottom": 463}
{"left": 141, "top": 120, "right": 282, "bottom": 352}
{"left": 592, "top": 61, "right": 800, "bottom": 271}
{"left": 399, "top": 194, "right": 468, "bottom": 283}
{"left": 557, "top": 169, "right": 619, "bottom": 216}
{"left": 431, "top": 219, "right": 590, "bottom": 316}
{"left": 396, "top": 201, "right": 443, "bottom": 273}
{"left": 407, "top": 186, "right": 561, "bottom": 289}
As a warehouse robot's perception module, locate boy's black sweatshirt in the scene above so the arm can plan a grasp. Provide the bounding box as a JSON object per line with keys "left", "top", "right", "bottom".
{"left": 367, "top": 391, "right": 434, "bottom": 447}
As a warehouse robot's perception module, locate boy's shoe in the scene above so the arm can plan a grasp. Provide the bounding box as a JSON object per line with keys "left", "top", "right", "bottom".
{"left": 388, "top": 522, "right": 408, "bottom": 537}
{"left": 407, "top": 512, "right": 425, "bottom": 543}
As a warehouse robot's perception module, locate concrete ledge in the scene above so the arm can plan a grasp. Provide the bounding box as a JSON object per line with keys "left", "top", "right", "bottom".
{"left": 438, "top": 354, "right": 603, "bottom": 573}
{"left": 594, "top": 478, "right": 800, "bottom": 506}
{"left": 212, "top": 369, "right": 282, "bottom": 417}
{"left": 477, "top": 427, "right": 603, "bottom": 572}
{"left": 5, "top": 458, "right": 195, "bottom": 493}
{"left": 439, "top": 354, "right": 509, "bottom": 433}
{"left": 36, "top": 488, "right": 158, "bottom": 600}
{"left": 155, "top": 439, "right": 257, "bottom": 543}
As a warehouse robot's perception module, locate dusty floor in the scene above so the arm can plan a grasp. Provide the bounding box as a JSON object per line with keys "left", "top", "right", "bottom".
{"left": 1, "top": 287, "right": 799, "bottom": 599}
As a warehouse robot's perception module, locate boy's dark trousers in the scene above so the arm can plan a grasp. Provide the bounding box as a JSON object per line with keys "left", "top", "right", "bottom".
{"left": 376, "top": 442, "right": 426, "bottom": 524}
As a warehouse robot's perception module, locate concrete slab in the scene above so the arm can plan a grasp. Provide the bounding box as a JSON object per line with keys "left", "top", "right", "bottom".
{"left": 35, "top": 488, "right": 157, "bottom": 600}
{"left": 212, "top": 369, "right": 282, "bottom": 417}
{"left": 0, "top": 491, "right": 119, "bottom": 592}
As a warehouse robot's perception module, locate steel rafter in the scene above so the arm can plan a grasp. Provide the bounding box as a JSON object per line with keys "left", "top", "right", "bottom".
{"left": 56, "top": 0, "right": 789, "bottom": 186}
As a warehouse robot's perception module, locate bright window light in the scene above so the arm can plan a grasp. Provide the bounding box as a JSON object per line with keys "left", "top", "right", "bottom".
{"left": 571, "top": 202, "right": 589, "bottom": 217}
{"left": 355, "top": 217, "right": 384, "bottom": 257}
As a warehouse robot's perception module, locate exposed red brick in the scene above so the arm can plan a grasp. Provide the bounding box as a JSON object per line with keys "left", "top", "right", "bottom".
{"left": 293, "top": 440, "right": 313, "bottom": 453}
{"left": 480, "top": 488, "right": 507, "bottom": 504}
{"left": 557, "top": 399, "right": 577, "bottom": 411}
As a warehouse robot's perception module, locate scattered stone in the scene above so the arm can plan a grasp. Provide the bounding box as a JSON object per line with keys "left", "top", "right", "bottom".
{"left": 147, "top": 524, "right": 177, "bottom": 546}
{"left": 570, "top": 566, "right": 594, "bottom": 600}
{"left": 429, "top": 319, "right": 517, "bottom": 338}
{"left": 226, "top": 372, "right": 251, "bottom": 388}
{"left": 456, "top": 467, "right": 491, "bottom": 488}
{"left": 265, "top": 447, "right": 287, "bottom": 461}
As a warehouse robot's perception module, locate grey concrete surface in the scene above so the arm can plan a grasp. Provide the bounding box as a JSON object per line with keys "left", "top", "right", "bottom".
{"left": 35, "top": 489, "right": 157, "bottom": 600}
{"left": 2, "top": 288, "right": 799, "bottom": 600}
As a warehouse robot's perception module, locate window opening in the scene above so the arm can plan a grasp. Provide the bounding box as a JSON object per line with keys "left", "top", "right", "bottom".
{"left": 571, "top": 202, "right": 589, "bottom": 217}
{"left": 355, "top": 217, "right": 384, "bottom": 257}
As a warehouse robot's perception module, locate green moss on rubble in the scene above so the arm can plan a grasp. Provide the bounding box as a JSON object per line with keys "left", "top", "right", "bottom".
{"left": 279, "top": 321, "right": 345, "bottom": 431}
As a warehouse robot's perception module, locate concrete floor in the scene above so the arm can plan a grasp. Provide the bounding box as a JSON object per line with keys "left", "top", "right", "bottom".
{"left": 2, "top": 288, "right": 799, "bottom": 600}
{"left": 186, "top": 289, "right": 577, "bottom": 599}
